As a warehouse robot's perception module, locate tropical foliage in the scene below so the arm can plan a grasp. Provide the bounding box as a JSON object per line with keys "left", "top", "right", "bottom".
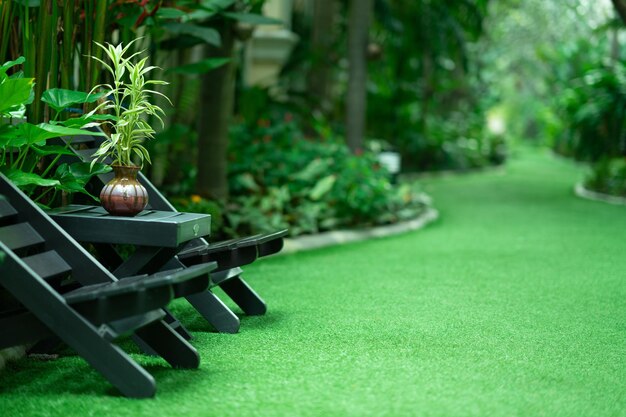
{"left": 0, "top": 57, "right": 110, "bottom": 206}
{"left": 585, "top": 158, "right": 626, "bottom": 198}
{"left": 176, "top": 111, "right": 430, "bottom": 238}
{"left": 3, "top": 0, "right": 625, "bottom": 233}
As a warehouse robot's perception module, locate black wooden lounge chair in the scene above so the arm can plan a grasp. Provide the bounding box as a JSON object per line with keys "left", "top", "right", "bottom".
{"left": 56, "top": 132, "right": 287, "bottom": 334}
{"left": 0, "top": 174, "right": 216, "bottom": 398}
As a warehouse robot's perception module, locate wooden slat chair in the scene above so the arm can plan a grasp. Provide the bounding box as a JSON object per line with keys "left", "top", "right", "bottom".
{"left": 57, "top": 132, "right": 287, "bottom": 334}
{"left": 0, "top": 176, "right": 216, "bottom": 398}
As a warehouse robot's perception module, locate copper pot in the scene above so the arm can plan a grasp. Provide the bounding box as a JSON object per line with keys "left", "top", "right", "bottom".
{"left": 100, "top": 165, "right": 148, "bottom": 216}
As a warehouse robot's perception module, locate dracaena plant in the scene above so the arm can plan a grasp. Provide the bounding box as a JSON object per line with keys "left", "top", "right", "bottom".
{"left": 88, "top": 40, "right": 170, "bottom": 169}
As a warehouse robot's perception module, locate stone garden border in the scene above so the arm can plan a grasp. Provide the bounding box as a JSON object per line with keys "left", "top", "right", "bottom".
{"left": 280, "top": 207, "right": 439, "bottom": 255}
{"left": 575, "top": 183, "right": 626, "bottom": 206}
{"left": 0, "top": 346, "right": 27, "bottom": 371}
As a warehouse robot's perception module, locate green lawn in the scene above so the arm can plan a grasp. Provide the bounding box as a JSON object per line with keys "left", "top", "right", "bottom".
{"left": 1, "top": 147, "right": 625, "bottom": 417}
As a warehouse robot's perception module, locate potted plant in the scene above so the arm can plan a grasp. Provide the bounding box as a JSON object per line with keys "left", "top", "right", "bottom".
{"left": 88, "top": 41, "right": 169, "bottom": 216}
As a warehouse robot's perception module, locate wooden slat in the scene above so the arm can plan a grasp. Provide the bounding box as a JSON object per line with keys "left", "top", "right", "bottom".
{"left": 46, "top": 205, "right": 96, "bottom": 216}
{"left": 0, "top": 198, "right": 18, "bottom": 225}
{"left": 0, "top": 223, "right": 45, "bottom": 253}
{"left": 132, "top": 211, "right": 181, "bottom": 221}
{"left": 22, "top": 251, "right": 72, "bottom": 283}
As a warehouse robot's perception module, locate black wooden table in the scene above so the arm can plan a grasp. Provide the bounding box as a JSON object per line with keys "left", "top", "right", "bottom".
{"left": 47, "top": 205, "right": 212, "bottom": 278}
{"left": 47, "top": 205, "right": 240, "bottom": 336}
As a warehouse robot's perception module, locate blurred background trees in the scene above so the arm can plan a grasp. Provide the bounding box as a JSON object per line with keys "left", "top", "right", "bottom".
{"left": 1, "top": 0, "right": 625, "bottom": 237}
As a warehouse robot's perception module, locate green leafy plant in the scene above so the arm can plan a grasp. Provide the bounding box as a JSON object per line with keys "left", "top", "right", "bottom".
{"left": 88, "top": 41, "right": 170, "bottom": 168}
{"left": 226, "top": 111, "right": 430, "bottom": 237}
{"left": 553, "top": 59, "right": 626, "bottom": 161}
{"left": 0, "top": 58, "right": 110, "bottom": 206}
{"left": 585, "top": 158, "right": 626, "bottom": 198}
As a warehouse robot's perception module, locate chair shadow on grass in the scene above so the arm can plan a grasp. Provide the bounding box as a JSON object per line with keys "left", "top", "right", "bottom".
{"left": 0, "top": 348, "right": 210, "bottom": 398}
{"left": 166, "top": 293, "right": 285, "bottom": 334}
{"left": 0, "top": 307, "right": 287, "bottom": 398}
{"left": 179, "top": 307, "right": 285, "bottom": 333}
{"left": 0, "top": 355, "right": 120, "bottom": 397}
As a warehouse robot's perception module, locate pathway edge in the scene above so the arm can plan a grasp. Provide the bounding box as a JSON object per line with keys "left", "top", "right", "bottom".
{"left": 574, "top": 183, "right": 626, "bottom": 206}
{"left": 280, "top": 207, "right": 439, "bottom": 255}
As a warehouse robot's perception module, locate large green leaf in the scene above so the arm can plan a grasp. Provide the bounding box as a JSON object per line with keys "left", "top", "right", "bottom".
{"left": 41, "top": 89, "right": 106, "bottom": 112}
{"left": 156, "top": 7, "right": 187, "bottom": 19}
{"left": 167, "top": 58, "right": 230, "bottom": 75}
{"left": 0, "top": 56, "right": 26, "bottom": 79}
{"left": 4, "top": 123, "right": 104, "bottom": 148}
{"left": 293, "top": 158, "right": 332, "bottom": 182}
{"left": 54, "top": 164, "right": 90, "bottom": 193}
{"left": 0, "top": 78, "right": 35, "bottom": 114}
{"left": 2, "top": 168, "right": 60, "bottom": 188}
{"left": 37, "top": 123, "right": 107, "bottom": 138}
{"left": 8, "top": 124, "right": 50, "bottom": 147}
{"left": 30, "top": 145, "right": 77, "bottom": 157}
{"left": 53, "top": 163, "right": 101, "bottom": 200}
{"left": 0, "top": 124, "right": 16, "bottom": 147}
{"left": 310, "top": 175, "right": 336, "bottom": 200}
{"left": 186, "top": 9, "right": 216, "bottom": 21}
{"left": 202, "top": 0, "right": 235, "bottom": 10}
{"left": 221, "top": 12, "right": 282, "bottom": 25}
{"left": 163, "top": 22, "right": 221, "bottom": 46}
{"left": 58, "top": 114, "right": 117, "bottom": 129}
{"left": 69, "top": 161, "right": 112, "bottom": 181}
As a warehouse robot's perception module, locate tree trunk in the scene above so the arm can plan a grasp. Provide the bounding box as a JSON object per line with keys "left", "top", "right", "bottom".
{"left": 196, "top": 19, "right": 236, "bottom": 200}
{"left": 612, "top": 0, "right": 626, "bottom": 25}
{"left": 307, "top": 0, "right": 336, "bottom": 113}
{"left": 611, "top": 26, "right": 620, "bottom": 64}
{"left": 346, "top": 0, "right": 374, "bottom": 153}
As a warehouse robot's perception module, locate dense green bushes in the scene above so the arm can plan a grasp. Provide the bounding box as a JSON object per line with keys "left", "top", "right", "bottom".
{"left": 553, "top": 60, "right": 626, "bottom": 161}
{"left": 585, "top": 158, "right": 626, "bottom": 198}
{"left": 559, "top": 61, "right": 626, "bottom": 197}
{"left": 545, "top": 41, "right": 626, "bottom": 197}
{"left": 223, "top": 113, "right": 429, "bottom": 237}
{"left": 173, "top": 110, "right": 430, "bottom": 238}
{"left": 393, "top": 111, "right": 507, "bottom": 172}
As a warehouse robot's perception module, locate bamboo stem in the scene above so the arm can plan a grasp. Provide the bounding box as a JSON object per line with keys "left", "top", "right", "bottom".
{"left": 86, "top": 0, "right": 107, "bottom": 112}
{"left": 60, "top": 0, "right": 74, "bottom": 89}
{"left": 33, "top": 0, "right": 53, "bottom": 123}
{"left": 0, "top": 1, "right": 14, "bottom": 61}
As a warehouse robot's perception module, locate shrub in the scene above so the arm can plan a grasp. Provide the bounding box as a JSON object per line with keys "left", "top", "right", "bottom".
{"left": 391, "top": 110, "right": 506, "bottom": 172}
{"left": 554, "top": 60, "right": 626, "bottom": 161}
{"left": 224, "top": 113, "right": 429, "bottom": 237}
{"left": 585, "top": 158, "right": 626, "bottom": 197}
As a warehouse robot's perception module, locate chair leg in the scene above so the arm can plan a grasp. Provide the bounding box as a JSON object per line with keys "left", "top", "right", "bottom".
{"left": 161, "top": 307, "right": 193, "bottom": 340}
{"left": 134, "top": 320, "right": 200, "bottom": 369}
{"left": 219, "top": 276, "right": 267, "bottom": 316}
{"left": 185, "top": 290, "right": 240, "bottom": 333}
{"left": 82, "top": 341, "right": 157, "bottom": 398}
{"left": 47, "top": 315, "right": 157, "bottom": 397}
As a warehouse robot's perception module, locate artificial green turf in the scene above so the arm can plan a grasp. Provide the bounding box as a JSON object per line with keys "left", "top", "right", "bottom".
{"left": 1, "top": 147, "right": 625, "bottom": 417}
